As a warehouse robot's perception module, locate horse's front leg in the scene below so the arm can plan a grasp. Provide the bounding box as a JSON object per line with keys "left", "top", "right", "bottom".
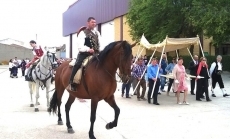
{"left": 29, "top": 82, "right": 34, "bottom": 107}
{"left": 104, "top": 95, "right": 120, "bottom": 129}
{"left": 89, "top": 98, "right": 99, "bottom": 139}
{"left": 34, "top": 83, "right": 40, "bottom": 112}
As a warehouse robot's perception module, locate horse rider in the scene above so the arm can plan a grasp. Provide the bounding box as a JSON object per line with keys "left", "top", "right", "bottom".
{"left": 25, "top": 40, "right": 44, "bottom": 81}
{"left": 68, "top": 17, "right": 104, "bottom": 91}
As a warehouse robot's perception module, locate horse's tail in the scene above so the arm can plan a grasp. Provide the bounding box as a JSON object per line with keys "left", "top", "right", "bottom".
{"left": 48, "top": 90, "right": 58, "bottom": 115}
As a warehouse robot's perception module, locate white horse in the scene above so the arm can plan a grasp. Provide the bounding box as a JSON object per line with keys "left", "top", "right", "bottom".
{"left": 28, "top": 50, "right": 58, "bottom": 112}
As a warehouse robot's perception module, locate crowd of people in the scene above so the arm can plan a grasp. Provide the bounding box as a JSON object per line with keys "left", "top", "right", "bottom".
{"left": 8, "top": 57, "right": 29, "bottom": 78}
{"left": 120, "top": 54, "right": 229, "bottom": 105}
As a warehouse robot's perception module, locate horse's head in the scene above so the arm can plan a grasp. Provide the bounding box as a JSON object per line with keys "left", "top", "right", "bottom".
{"left": 43, "top": 51, "right": 58, "bottom": 69}
{"left": 117, "top": 41, "right": 136, "bottom": 83}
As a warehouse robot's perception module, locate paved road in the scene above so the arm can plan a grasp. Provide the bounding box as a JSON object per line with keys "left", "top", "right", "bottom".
{"left": 0, "top": 65, "right": 230, "bottom": 139}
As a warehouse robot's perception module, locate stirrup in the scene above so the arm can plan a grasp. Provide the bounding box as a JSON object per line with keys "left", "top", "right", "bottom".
{"left": 66, "top": 84, "right": 77, "bottom": 92}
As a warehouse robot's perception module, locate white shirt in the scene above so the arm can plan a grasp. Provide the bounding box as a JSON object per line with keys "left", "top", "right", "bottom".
{"left": 77, "top": 29, "right": 105, "bottom": 52}
{"left": 9, "top": 62, "right": 13, "bottom": 68}
{"left": 210, "top": 62, "right": 222, "bottom": 75}
{"left": 32, "top": 45, "right": 45, "bottom": 56}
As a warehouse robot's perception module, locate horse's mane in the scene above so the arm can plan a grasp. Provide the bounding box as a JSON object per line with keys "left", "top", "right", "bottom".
{"left": 91, "top": 41, "right": 132, "bottom": 65}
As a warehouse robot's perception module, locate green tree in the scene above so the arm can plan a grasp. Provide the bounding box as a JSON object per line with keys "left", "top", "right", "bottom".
{"left": 126, "top": 0, "right": 230, "bottom": 47}
{"left": 126, "top": 0, "right": 200, "bottom": 44}
{"left": 185, "top": 0, "right": 230, "bottom": 47}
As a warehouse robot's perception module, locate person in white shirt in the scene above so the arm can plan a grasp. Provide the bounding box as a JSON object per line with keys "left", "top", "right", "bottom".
{"left": 209, "top": 55, "right": 229, "bottom": 97}
{"left": 68, "top": 17, "right": 104, "bottom": 91}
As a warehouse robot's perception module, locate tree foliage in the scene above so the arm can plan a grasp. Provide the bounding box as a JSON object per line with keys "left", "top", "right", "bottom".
{"left": 126, "top": 0, "right": 230, "bottom": 47}
{"left": 184, "top": 0, "right": 230, "bottom": 46}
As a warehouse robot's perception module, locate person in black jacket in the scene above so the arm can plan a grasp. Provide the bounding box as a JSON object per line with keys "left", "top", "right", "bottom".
{"left": 188, "top": 55, "right": 199, "bottom": 95}
{"left": 196, "top": 57, "right": 212, "bottom": 101}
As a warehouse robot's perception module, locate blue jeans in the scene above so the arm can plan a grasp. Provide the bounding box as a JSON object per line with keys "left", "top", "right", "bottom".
{"left": 160, "top": 76, "right": 166, "bottom": 90}
{"left": 122, "top": 82, "right": 131, "bottom": 97}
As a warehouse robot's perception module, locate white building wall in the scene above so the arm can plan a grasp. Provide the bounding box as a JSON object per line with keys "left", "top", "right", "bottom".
{"left": 101, "top": 21, "right": 114, "bottom": 47}
{"left": 72, "top": 33, "right": 79, "bottom": 58}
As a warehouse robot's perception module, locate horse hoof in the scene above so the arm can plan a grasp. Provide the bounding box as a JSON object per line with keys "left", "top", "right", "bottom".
{"left": 67, "top": 128, "right": 75, "bottom": 134}
{"left": 58, "top": 121, "right": 63, "bottom": 125}
{"left": 35, "top": 108, "right": 39, "bottom": 112}
{"left": 105, "top": 123, "right": 112, "bottom": 130}
{"left": 30, "top": 104, "right": 34, "bottom": 107}
{"left": 89, "top": 134, "right": 96, "bottom": 139}
{"left": 47, "top": 108, "right": 51, "bottom": 112}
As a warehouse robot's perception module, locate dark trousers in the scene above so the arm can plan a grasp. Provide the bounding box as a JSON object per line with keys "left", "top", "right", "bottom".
{"left": 167, "top": 78, "right": 174, "bottom": 92}
{"left": 190, "top": 78, "right": 196, "bottom": 93}
{"left": 148, "top": 78, "right": 160, "bottom": 103}
{"left": 122, "top": 82, "right": 131, "bottom": 97}
{"left": 196, "top": 78, "right": 210, "bottom": 100}
{"left": 212, "top": 74, "right": 224, "bottom": 89}
{"left": 69, "top": 53, "right": 89, "bottom": 83}
{"left": 21, "top": 69, "right": 25, "bottom": 76}
{"left": 133, "top": 79, "right": 146, "bottom": 98}
{"left": 9, "top": 68, "right": 12, "bottom": 76}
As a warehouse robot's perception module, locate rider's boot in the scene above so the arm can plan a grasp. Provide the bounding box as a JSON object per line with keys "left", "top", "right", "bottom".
{"left": 68, "top": 65, "right": 80, "bottom": 91}
{"left": 25, "top": 68, "right": 31, "bottom": 81}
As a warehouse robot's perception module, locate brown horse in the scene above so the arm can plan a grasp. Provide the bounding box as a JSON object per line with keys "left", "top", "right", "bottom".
{"left": 48, "top": 41, "right": 134, "bottom": 139}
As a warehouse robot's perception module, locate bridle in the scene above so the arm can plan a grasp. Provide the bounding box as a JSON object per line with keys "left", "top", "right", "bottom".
{"left": 33, "top": 51, "right": 58, "bottom": 88}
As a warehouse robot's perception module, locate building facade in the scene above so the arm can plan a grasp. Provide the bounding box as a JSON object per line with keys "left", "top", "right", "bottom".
{"left": 0, "top": 43, "right": 33, "bottom": 63}
{"left": 63, "top": 0, "right": 220, "bottom": 58}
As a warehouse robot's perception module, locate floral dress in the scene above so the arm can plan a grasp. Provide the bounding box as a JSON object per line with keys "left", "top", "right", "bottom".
{"left": 172, "top": 64, "right": 188, "bottom": 92}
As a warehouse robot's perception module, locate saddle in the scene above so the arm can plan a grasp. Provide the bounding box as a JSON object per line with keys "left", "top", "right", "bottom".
{"left": 69, "top": 56, "right": 93, "bottom": 84}
{"left": 28, "top": 59, "right": 40, "bottom": 81}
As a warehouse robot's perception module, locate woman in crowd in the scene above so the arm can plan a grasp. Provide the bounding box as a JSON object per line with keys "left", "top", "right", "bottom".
{"left": 20, "top": 59, "right": 27, "bottom": 76}
{"left": 172, "top": 57, "right": 189, "bottom": 105}
{"left": 8, "top": 59, "right": 13, "bottom": 77}
{"left": 196, "top": 57, "right": 212, "bottom": 101}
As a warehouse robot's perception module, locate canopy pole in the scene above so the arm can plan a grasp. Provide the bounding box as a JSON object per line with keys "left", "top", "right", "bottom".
{"left": 150, "top": 36, "right": 167, "bottom": 98}
{"left": 132, "top": 47, "right": 157, "bottom": 95}
{"left": 197, "top": 35, "right": 204, "bottom": 57}
{"left": 187, "top": 47, "right": 195, "bottom": 62}
{"left": 176, "top": 49, "right": 179, "bottom": 59}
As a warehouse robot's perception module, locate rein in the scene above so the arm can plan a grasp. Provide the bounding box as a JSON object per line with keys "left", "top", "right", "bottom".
{"left": 93, "top": 53, "right": 122, "bottom": 82}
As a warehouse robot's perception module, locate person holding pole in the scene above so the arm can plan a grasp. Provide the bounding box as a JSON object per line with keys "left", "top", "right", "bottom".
{"left": 147, "top": 58, "right": 162, "bottom": 105}
{"left": 196, "top": 57, "right": 212, "bottom": 101}
{"left": 132, "top": 58, "right": 147, "bottom": 101}
{"left": 160, "top": 54, "right": 168, "bottom": 92}
{"left": 209, "top": 55, "right": 229, "bottom": 97}
{"left": 172, "top": 57, "right": 189, "bottom": 105}
{"left": 188, "top": 55, "right": 199, "bottom": 95}
{"left": 165, "top": 57, "right": 177, "bottom": 96}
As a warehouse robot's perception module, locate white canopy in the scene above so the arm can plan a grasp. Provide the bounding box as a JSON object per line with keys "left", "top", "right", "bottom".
{"left": 140, "top": 34, "right": 200, "bottom": 52}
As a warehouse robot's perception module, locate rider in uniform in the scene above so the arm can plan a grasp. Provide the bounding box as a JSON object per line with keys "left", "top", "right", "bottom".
{"left": 25, "top": 40, "right": 44, "bottom": 81}
{"left": 68, "top": 17, "right": 104, "bottom": 91}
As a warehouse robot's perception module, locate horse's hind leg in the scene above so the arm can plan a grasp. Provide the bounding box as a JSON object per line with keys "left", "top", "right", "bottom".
{"left": 65, "top": 95, "right": 75, "bottom": 133}
{"left": 57, "top": 87, "right": 65, "bottom": 125}
{"left": 89, "top": 98, "right": 99, "bottom": 139}
{"left": 104, "top": 95, "right": 120, "bottom": 129}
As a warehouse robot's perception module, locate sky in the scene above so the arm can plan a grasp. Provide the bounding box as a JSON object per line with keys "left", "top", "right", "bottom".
{"left": 0, "top": 0, "right": 76, "bottom": 47}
